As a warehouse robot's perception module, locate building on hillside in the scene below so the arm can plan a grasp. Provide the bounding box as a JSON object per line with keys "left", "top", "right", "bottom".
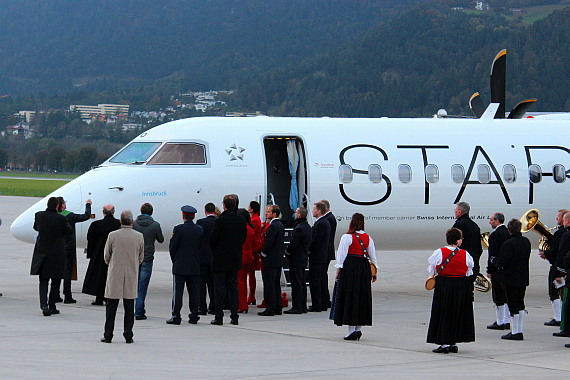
{"left": 3, "top": 123, "right": 37, "bottom": 139}
{"left": 475, "top": 1, "right": 490, "bottom": 10}
{"left": 16, "top": 111, "right": 36, "bottom": 123}
{"left": 70, "top": 104, "right": 130, "bottom": 119}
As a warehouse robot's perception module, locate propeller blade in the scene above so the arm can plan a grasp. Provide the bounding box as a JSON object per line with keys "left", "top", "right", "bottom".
{"left": 490, "top": 49, "right": 506, "bottom": 119}
{"left": 469, "top": 92, "right": 485, "bottom": 118}
{"left": 507, "top": 99, "right": 537, "bottom": 119}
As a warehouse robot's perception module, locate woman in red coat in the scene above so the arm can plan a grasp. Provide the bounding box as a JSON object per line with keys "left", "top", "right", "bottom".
{"left": 237, "top": 209, "right": 255, "bottom": 313}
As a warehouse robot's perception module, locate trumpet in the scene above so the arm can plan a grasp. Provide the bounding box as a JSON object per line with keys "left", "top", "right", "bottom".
{"left": 474, "top": 273, "right": 491, "bottom": 292}
{"left": 520, "top": 209, "right": 555, "bottom": 251}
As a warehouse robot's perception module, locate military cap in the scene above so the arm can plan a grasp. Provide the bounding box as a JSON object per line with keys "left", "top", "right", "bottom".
{"left": 181, "top": 205, "right": 197, "bottom": 215}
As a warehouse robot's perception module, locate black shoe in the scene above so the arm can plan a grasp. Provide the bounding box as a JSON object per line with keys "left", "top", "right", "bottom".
{"left": 302, "top": 308, "right": 308, "bottom": 313}
{"left": 188, "top": 317, "right": 199, "bottom": 324}
{"left": 207, "top": 309, "right": 215, "bottom": 315}
{"left": 42, "top": 308, "right": 51, "bottom": 316}
{"left": 100, "top": 338, "right": 112, "bottom": 343}
{"left": 432, "top": 345, "right": 450, "bottom": 353}
{"left": 49, "top": 308, "right": 60, "bottom": 315}
{"left": 166, "top": 318, "right": 181, "bottom": 325}
{"left": 565, "top": 343, "right": 570, "bottom": 348}
{"left": 344, "top": 331, "right": 361, "bottom": 341}
{"left": 64, "top": 297, "right": 77, "bottom": 304}
{"left": 210, "top": 319, "right": 223, "bottom": 325}
{"left": 487, "top": 321, "right": 506, "bottom": 330}
{"left": 275, "top": 310, "right": 282, "bottom": 315}
{"left": 501, "top": 332, "right": 523, "bottom": 340}
{"left": 230, "top": 318, "right": 238, "bottom": 325}
{"left": 545, "top": 319, "right": 561, "bottom": 327}
{"left": 307, "top": 306, "right": 321, "bottom": 312}
{"left": 91, "top": 300, "right": 105, "bottom": 306}
{"left": 125, "top": 338, "right": 133, "bottom": 344}
{"left": 55, "top": 296, "right": 63, "bottom": 303}
{"left": 448, "top": 345, "right": 458, "bottom": 353}
{"left": 135, "top": 315, "right": 147, "bottom": 320}
{"left": 553, "top": 331, "right": 570, "bottom": 337}
{"left": 284, "top": 308, "right": 302, "bottom": 314}
{"left": 257, "top": 310, "right": 275, "bottom": 316}
{"left": 502, "top": 323, "right": 510, "bottom": 330}
{"left": 198, "top": 310, "right": 207, "bottom": 316}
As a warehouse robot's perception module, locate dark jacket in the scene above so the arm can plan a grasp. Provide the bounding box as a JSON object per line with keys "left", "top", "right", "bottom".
{"left": 196, "top": 215, "right": 216, "bottom": 266}
{"left": 487, "top": 224, "right": 509, "bottom": 274}
{"left": 261, "top": 218, "right": 285, "bottom": 268}
{"left": 453, "top": 213, "right": 483, "bottom": 273}
{"left": 133, "top": 214, "right": 164, "bottom": 262}
{"left": 30, "top": 208, "right": 72, "bottom": 278}
{"left": 169, "top": 219, "right": 203, "bottom": 276}
{"left": 60, "top": 202, "right": 91, "bottom": 252}
{"left": 210, "top": 209, "right": 247, "bottom": 272}
{"left": 82, "top": 215, "right": 121, "bottom": 296}
{"left": 308, "top": 216, "right": 330, "bottom": 264}
{"left": 545, "top": 225, "right": 565, "bottom": 265}
{"left": 558, "top": 227, "right": 570, "bottom": 273}
{"left": 497, "top": 232, "right": 531, "bottom": 287}
{"left": 323, "top": 212, "right": 337, "bottom": 261}
{"left": 286, "top": 217, "right": 311, "bottom": 268}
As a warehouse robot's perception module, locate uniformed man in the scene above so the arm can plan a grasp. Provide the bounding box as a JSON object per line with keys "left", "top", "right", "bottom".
{"left": 486, "top": 212, "right": 510, "bottom": 330}
{"left": 167, "top": 205, "right": 203, "bottom": 325}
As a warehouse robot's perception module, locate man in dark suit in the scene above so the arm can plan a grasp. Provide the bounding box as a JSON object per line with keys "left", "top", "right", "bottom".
{"left": 30, "top": 197, "right": 72, "bottom": 316}
{"left": 554, "top": 212, "right": 570, "bottom": 339}
{"left": 82, "top": 204, "right": 121, "bottom": 305}
{"left": 210, "top": 194, "right": 247, "bottom": 325}
{"left": 167, "top": 205, "right": 203, "bottom": 325}
{"left": 486, "top": 212, "right": 511, "bottom": 330}
{"left": 284, "top": 206, "right": 312, "bottom": 314}
{"left": 453, "top": 202, "right": 482, "bottom": 283}
{"left": 307, "top": 201, "right": 330, "bottom": 312}
{"left": 539, "top": 209, "right": 567, "bottom": 327}
{"left": 258, "top": 204, "right": 285, "bottom": 316}
{"left": 496, "top": 218, "right": 531, "bottom": 341}
{"left": 321, "top": 199, "right": 337, "bottom": 310}
{"left": 196, "top": 202, "right": 216, "bottom": 315}
{"left": 57, "top": 196, "right": 92, "bottom": 304}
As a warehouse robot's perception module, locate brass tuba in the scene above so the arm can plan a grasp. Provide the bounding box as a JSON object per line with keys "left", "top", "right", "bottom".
{"left": 520, "top": 209, "right": 555, "bottom": 251}
{"left": 474, "top": 273, "right": 491, "bottom": 292}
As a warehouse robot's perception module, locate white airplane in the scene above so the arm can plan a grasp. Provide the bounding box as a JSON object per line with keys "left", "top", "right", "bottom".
{"left": 9, "top": 114, "right": 570, "bottom": 251}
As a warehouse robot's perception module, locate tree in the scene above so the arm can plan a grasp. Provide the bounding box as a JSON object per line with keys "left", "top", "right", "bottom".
{"left": 77, "top": 146, "right": 98, "bottom": 172}
{"left": 35, "top": 149, "right": 48, "bottom": 171}
{"left": 46, "top": 146, "right": 66, "bottom": 171}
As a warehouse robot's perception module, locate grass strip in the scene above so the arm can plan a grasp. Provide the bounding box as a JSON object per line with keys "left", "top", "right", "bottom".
{"left": 0, "top": 178, "right": 70, "bottom": 197}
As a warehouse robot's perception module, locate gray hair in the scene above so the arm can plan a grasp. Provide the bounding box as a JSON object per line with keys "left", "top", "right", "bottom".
{"left": 456, "top": 202, "right": 470, "bottom": 215}
{"left": 120, "top": 209, "right": 133, "bottom": 225}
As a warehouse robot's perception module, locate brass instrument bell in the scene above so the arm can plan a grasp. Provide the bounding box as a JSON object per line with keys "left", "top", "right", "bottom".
{"left": 520, "top": 208, "right": 555, "bottom": 251}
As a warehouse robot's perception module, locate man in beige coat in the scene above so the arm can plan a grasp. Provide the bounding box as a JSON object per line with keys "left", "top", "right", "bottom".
{"left": 101, "top": 210, "right": 144, "bottom": 343}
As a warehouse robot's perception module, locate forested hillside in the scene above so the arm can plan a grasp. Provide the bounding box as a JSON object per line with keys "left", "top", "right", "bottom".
{"left": 0, "top": 0, "right": 427, "bottom": 95}
{"left": 230, "top": 1, "right": 570, "bottom": 116}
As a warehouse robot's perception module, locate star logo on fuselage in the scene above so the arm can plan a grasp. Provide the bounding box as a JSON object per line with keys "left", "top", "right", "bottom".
{"left": 225, "top": 143, "right": 245, "bottom": 161}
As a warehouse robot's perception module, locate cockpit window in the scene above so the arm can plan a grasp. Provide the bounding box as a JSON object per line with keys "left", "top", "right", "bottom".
{"left": 147, "top": 143, "right": 207, "bottom": 165}
{"left": 109, "top": 142, "right": 161, "bottom": 163}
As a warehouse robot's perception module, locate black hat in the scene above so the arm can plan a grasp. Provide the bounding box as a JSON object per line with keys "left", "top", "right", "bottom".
{"left": 181, "top": 205, "right": 197, "bottom": 215}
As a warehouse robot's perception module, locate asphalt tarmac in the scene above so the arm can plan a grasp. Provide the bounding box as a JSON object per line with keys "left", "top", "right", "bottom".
{"left": 1, "top": 195, "right": 569, "bottom": 379}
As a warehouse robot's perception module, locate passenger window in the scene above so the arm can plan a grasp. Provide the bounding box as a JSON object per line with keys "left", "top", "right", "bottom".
{"left": 339, "top": 164, "right": 353, "bottom": 183}
{"left": 503, "top": 164, "right": 517, "bottom": 183}
{"left": 553, "top": 164, "right": 566, "bottom": 183}
{"left": 477, "top": 164, "right": 491, "bottom": 184}
{"left": 451, "top": 164, "right": 465, "bottom": 184}
{"left": 368, "top": 164, "right": 382, "bottom": 183}
{"left": 147, "top": 143, "right": 207, "bottom": 165}
{"left": 425, "top": 164, "right": 439, "bottom": 184}
{"left": 109, "top": 142, "right": 161, "bottom": 163}
{"left": 529, "top": 164, "right": 542, "bottom": 183}
{"left": 398, "top": 164, "right": 412, "bottom": 183}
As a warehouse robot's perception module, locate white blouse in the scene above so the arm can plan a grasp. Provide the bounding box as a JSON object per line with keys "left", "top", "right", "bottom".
{"left": 334, "top": 231, "right": 378, "bottom": 269}
{"left": 427, "top": 246, "right": 474, "bottom": 276}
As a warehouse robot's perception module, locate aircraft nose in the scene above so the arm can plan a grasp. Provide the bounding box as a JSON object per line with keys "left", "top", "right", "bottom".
{"left": 10, "top": 209, "right": 36, "bottom": 244}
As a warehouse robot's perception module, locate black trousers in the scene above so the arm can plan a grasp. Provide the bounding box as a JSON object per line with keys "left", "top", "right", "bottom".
{"left": 104, "top": 298, "right": 134, "bottom": 342}
{"left": 309, "top": 262, "right": 325, "bottom": 311}
{"left": 199, "top": 265, "right": 214, "bottom": 312}
{"left": 548, "top": 265, "right": 560, "bottom": 301}
{"left": 321, "top": 260, "right": 331, "bottom": 307}
{"left": 289, "top": 266, "right": 306, "bottom": 311}
{"left": 63, "top": 249, "right": 75, "bottom": 297}
{"left": 262, "top": 266, "right": 282, "bottom": 314}
{"left": 39, "top": 277, "right": 61, "bottom": 309}
{"left": 172, "top": 274, "right": 200, "bottom": 320}
{"left": 213, "top": 271, "right": 238, "bottom": 320}
{"left": 490, "top": 271, "right": 507, "bottom": 306}
{"left": 505, "top": 285, "right": 527, "bottom": 315}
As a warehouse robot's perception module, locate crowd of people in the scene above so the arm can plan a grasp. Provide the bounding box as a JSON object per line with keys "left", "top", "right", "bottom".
{"left": 27, "top": 195, "right": 570, "bottom": 350}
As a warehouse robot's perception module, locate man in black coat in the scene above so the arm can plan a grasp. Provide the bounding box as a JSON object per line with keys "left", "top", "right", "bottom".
{"left": 307, "top": 201, "right": 331, "bottom": 312}
{"left": 284, "top": 206, "right": 312, "bottom": 314}
{"left": 453, "top": 202, "right": 483, "bottom": 282}
{"left": 196, "top": 202, "right": 216, "bottom": 315}
{"left": 486, "top": 212, "right": 511, "bottom": 330}
{"left": 321, "top": 199, "right": 337, "bottom": 310}
{"left": 554, "top": 212, "right": 570, "bottom": 339}
{"left": 496, "top": 219, "right": 531, "bottom": 341}
{"left": 82, "top": 204, "right": 121, "bottom": 305}
{"left": 210, "top": 194, "right": 247, "bottom": 325}
{"left": 167, "top": 205, "right": 203, "bottom": 325}
{"left": 30, "top": 197, "right": 72, "bottom": 316}
{"left": 539, "top": 209, "right": 567, "bottom": 327}
{"left": 57, "top": 196, "right": 92, "bottom": 304}
{"left": 258, "top": 204, "right": 285, "bottom": 316}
